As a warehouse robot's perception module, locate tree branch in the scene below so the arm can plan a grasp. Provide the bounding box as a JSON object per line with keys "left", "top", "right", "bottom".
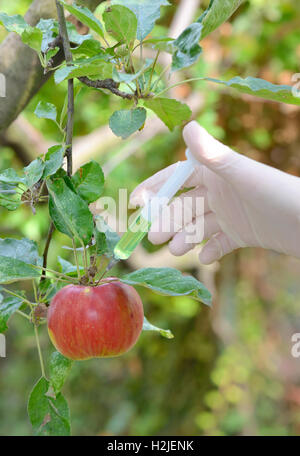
{"left": 56, "top": 0, "right": 74, "bottom": 176}
{"left": 0, "top": 0, "right": 106, "bottom": 134}
{"left": 78, "top": 77, "right": 135, "bottom": 100}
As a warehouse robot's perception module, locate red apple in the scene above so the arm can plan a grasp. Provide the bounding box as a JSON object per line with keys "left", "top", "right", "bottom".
{"left": 47, "top": 281, "right": 144, "bottom": 360}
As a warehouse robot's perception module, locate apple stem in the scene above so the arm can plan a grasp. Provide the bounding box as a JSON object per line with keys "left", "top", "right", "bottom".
{"left": 72, "top": 238, "right": 81, "bottom": 280}
{"left": 31, "top": 264, "right": 78, "bottom": 282}
{"left": 32, "top": 280, "right": 38, "bottom": 303}
{"left": 81, "top": 241, "right": 89, "bottom": 275}
{"left": 34, "top": 324, "right": 46, "bottom": 378}
{"left": 0, "top": 287, "right": 34, "bottom": 308}
{"left": 16, "top": 310, "right": 31, "bottom": 321}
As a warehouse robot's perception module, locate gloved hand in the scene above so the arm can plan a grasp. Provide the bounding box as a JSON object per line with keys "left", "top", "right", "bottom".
{"left": 130, "top": 121, "right": 300, "bottom": 264}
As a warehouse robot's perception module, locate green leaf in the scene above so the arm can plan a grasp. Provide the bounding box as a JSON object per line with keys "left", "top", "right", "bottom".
{"left": 36, "top": 18, "right": 58, "bottom": 53}
{"left": 0, "top": 182, "right": 22, "bottom": 211}
{"left": 103, "top": 5, "right": 137, "bottom": 47}
{"left": 121, "top": 267, "right": 212, "bottom": 305}
{"left": 0, "top": 256, "right": 41, "bottom": 284}
{"left": 60, "top": 0, "right": 104, "bottom": 38}
{"left": 145, "top": 36, "right": 174, "bottom": 53}
{"left": 71, "top": 160, "right": 104, "bottom": 203}
{"left": 21, "top": 26, "right": 43, "bottom": 52}
{"left": 109, "top": 108, "right": 147, "bottom": 139}
{"left": 172, "top": 23, "right": 203, "bottom": 71}
{"left": 144, "top": 98, "right": 191, "bottom": 131}
{"left": 23, "top": 158, "right": 45, "bottom": 188}
{"left": 198, "top": 0, "right": 244, "bottom": 41}
{"left": 34, "top": 101, "right": 57, "bottom": 122}
{"left": 171, "top": 0, "right": 244, "bottom": 70}
{"left": 93, "top": 229, "right": 107, "bottom": 256}
{"left": 205, "top": 76, "right": 300, "bottom": 106}
{"left": 94, "top": 216, "right": 120, "bottom": 257}
{"left": 0, "top": 238, "right": 42, "bottom": 266}
{"left": 143, "top": 316, "right": 174, "bottom": 339}
{"left": 66, "top": 22, "right": 93, "bottom": 45}
{"left": 0, "top": 196, "right": 21, "bottom": 211}
{"left": 112, "top": 0, "right": 170, "bottom": 41}
{"left": 1, "top": 159, "right": 44, "bottom": 190}
{"left": 49, "top": 351, "right": 73, "bottom": 395}
{"left": 0, "top": 168, "right": 25, "bottom": 185}
{"left": 54, "top": 59, "right": 113, "bottom": 84}
{"left": 58, "top": 257, "right": 83, "bottom": 277}
{"left": 0, "top": 295, "right": 23, "bottom": 333}
{"left": 0, "top": 238, "right": 42, "bottom": 284}
{"left": 47, "top": 177, "right": 94, "bottom": 245}
{"left": 42, "top": 146, "right": 65, "bottom": 179}
{"left": 38, "top": 279, "right": 58, "bottom": 303}
{"left": 0, "top": 13, "right": 27, "bottom": 34}
{"left": 0, "top": 13, "right": 49, "bottom": 53}
{"left": 71, "top": 39, "right": 104, "bottom": 58}
{"left": 28, "top": 377, "right": 71, "bottom": 436}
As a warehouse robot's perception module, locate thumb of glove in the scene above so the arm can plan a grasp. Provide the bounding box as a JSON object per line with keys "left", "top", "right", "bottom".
{"left": 183, "top": 121, "right": 248, "bottom": 183}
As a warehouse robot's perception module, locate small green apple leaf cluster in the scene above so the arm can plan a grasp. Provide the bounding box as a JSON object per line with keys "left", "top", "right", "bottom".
{"left": 0, "top": 141, "right": 65, "bottom": 212}
{"left": 0, "top": 14, "right": 91, "bottom": 68}
{"left": 143, "top": 316, "right": 174, "bottom": 339}
{"left": 121, "top": 267, "right": 212, "bottom": 306}
{"left": 0, "top": 1, "right": 194, "bottom": 138}
{"left": 28, "top": 377, "right": 71, "bottom": 436}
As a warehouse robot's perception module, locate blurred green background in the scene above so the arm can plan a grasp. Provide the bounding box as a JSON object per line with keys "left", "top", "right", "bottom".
{"left": 1, "top": 0, "right": 300, "bottom": 436}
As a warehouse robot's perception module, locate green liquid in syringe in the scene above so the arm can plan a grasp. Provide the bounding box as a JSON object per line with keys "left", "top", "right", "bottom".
{"left": 114, "top": 214, "right": 152, "bottom": 260}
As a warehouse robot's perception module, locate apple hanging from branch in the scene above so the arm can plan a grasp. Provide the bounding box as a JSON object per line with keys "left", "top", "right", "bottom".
{"left": 47, "top": 281, "right": 144, "bottom": 360}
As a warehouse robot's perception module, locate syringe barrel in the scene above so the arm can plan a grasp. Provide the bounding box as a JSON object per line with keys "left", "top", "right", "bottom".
{"left": 141, "top": 154, "right": 195, "bottom": 222}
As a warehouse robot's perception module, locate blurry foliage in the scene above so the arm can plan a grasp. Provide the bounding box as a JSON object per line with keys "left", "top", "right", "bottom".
{"left": 1, "top": 0, "right": 300, "bottom": 436}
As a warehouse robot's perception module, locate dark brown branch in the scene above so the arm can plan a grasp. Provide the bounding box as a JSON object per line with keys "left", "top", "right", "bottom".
{"left": 41, "top": 0, "right": 76, "bottom": 286}
{"left": 78, "top": 77, "right": 135, "bottom": 100}
{"left": 40, "top": 222, "right": 55, "bottom": 285}
{"left": 56, "top": 0, "right": 74, "bottom": 177}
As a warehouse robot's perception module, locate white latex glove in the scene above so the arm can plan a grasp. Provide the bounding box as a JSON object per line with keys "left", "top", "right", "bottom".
{"left": 130, "top": 121, "right": 300, "bottom": 264}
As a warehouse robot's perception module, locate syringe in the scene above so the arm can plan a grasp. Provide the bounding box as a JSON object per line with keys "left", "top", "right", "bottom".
{"left": 108, "top": 149, "right": 199, "bottom": 268}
